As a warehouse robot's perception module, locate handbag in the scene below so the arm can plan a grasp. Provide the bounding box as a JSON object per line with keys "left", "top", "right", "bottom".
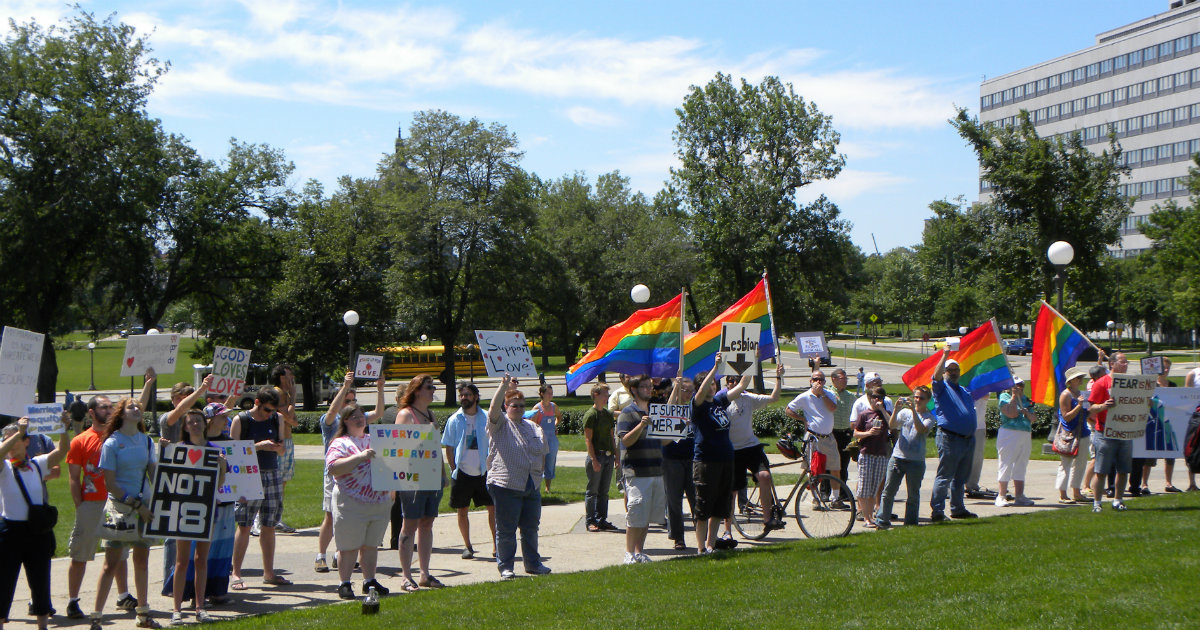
{"left": 97, "top": 433, "right": 152, "bottom": 542}
{"left": 1051, "top": 422, "right": 1079, "bottom": 457}
{"left": 13, "top": 460, "right": 58, "bottom": 533}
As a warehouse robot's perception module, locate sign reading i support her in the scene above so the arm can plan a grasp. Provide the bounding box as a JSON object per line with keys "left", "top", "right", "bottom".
{"left": 146, "top": 443, "right": 221, "bottom": 541}
{"left": 720, "top": 322, "right": 761, "bottom": 377}
{"left": 647, "top": 403, "right": 691, "bottom": 441}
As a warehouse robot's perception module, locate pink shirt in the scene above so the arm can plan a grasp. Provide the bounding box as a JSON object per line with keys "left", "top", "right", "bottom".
{"left": 325, "top": 435, "right": 388, "bottom": 504}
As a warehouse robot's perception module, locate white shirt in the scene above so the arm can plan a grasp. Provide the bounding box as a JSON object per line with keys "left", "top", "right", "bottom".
{"left": 726, "top": 392, "right": 772, "bottom": 450}
{"left": 0, "top": 454, "right": 51, "bottom": 521}
{"left": 850, "top": 394, "right": 893, "bottom": 428}
{"left": 787, "top": 389, "right": 838, "bottom": 435}
{"left": 974, "top": 396, "right": 988, "bottom": 431}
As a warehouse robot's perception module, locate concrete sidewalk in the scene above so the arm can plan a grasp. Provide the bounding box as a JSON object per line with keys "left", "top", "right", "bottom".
{"left": 9, "top": 457, "right": 1186, "bottom": 628}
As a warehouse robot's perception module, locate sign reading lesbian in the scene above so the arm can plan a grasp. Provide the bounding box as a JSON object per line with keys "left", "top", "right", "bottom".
{"left": 370, "top": 424, "right": 444, "bottom": 492}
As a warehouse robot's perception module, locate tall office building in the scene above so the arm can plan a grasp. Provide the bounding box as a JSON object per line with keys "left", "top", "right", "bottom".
{"left": 979, "top": 0, "right": 1200, "bottom": 257}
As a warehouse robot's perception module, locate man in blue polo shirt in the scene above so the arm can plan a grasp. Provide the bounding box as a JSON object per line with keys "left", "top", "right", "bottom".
{"left": 929, "top": 357, "right": 979, "bottom": 522}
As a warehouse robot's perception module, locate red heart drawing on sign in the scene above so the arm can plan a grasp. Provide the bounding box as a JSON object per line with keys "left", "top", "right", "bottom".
{"left": 366, "top": 363, "right": 374, "bottom": 371}
{"left": 188, "top": 448, "right": 202, "bottom": 465}
{"left": 126, "top": 357, "right": 135, "bottom": 368}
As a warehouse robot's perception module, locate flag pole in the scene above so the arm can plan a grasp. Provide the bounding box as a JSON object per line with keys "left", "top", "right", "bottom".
{"left": 678, "top": 288, "right": 687, "bottom": 378}
{"left": 762, "top": 270, "right": 780, "bottom": 364}
{"left": 991, "top": 317, "right": 1016, "bottom": 376}
{"left": 1040, "top": 300, "right": 1101, "bottom": 352}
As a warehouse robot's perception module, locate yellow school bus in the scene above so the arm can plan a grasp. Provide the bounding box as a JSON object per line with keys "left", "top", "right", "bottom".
{"left": 378, "top": 345, "right": 488, "bottom": 381}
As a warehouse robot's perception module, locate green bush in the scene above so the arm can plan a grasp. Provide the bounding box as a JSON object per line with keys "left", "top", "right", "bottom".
{"left": 752, "top": 406, "right": 801, "bottom": 437}
{"left": 558, "top": 410, "right": 584, "bottom": 435}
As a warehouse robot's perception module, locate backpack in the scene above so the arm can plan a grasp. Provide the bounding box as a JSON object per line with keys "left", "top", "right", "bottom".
{"left": 1185, "top": 405, "right": 1200, "bottom": 472}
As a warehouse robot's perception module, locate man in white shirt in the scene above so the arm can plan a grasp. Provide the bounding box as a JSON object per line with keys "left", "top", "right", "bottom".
{"left": 442, "top": 383, "right": 495, "bottom": 559}
{"left": 785, "top": 370, "right": 844, "bottom": 501}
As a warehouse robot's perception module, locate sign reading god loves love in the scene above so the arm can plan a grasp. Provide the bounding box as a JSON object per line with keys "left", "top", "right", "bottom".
{"left": 370, "top": 424, "right": 444, "bottom": 491}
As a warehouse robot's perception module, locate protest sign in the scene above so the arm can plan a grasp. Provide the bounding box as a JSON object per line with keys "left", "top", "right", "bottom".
{"left": 1106, "top": 373, "right": 1158, "bottom": 440}
{"left": 647, "top": 403, "right": 691, "bottom": 441}
{"left": 146, "top": 443, "right": 221, "bottom": 541}
{"left": 370, "top": 424, "right": 444, "bottom": 491}
{"left": 210, "top": 346, "right": 251, "bottom": 396}
{"left": 1135, "top": 387, "right": 1200, "bottom": 458}
{"left": 355, "top": 353, "right": 384, "bottom": 380}
{"left": 474, "top": 330, "right": 537, "bottom": 378}
{"left": 720, "top": 322, "right": 761, "bottom": 377}
{"left": 216, "top": 440, "right": 264, "bottom": 502}
{"left": 0, "top": 326, "right": 45, "bottom": 416}
{"left": 794, "top": 331, "right": 829, "bottom": 358}
{"left": 121, "top": 333, "right": 181, "bottom": 377}
{"left": 1139, "top": 356, "right": 1164, "bottom": 375}
{"left": 25, "top": 403, "right": 64, "bottom": 435}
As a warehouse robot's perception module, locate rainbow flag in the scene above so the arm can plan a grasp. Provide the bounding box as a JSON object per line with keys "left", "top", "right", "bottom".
{"left": 681, "top": 279, "right": 775, "bottom": 379}
{"left": 1030, "top": 301, "right": 1092, "bottom": 406}
{"left": 902, "top": 320, "right": 1014, "bottom": 400}
{"left": 565, "top": 294, "right": 684, "bottom": 391}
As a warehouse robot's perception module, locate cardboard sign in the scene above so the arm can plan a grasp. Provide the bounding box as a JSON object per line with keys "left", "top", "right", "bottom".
{"left": 210, "top": 346, "right": 251, "bottom": 396}
{"left": 1136, "top": 387, "right": 1200, "bottom": 458}
{"left": 121, "top": 334, "right": 181, "bottom": 377}
{"left": 216, "top": 440, "right": 264, "bottom": 502}
{"left": 1139, "top": 356, "right": 1164, "bottom": 376}
{"left": 0, "top": 326, "right": 45, "bottom": 416}
{"left": 1106, "top": 374, "right": 1158, "bottom": 440}
{"left": 370, "top": 424, "right": 444, "bottom": 491}
{"left": 646, "top": 403, "right": 691, "bottom": 441}
{"left": 25, "top": 403, "right": 64, "bottom": 435}
{"left": 474, "top": 330, "right": 537, "bottom": 378}
{"left": 794, "top": 331, "right": 828, "bottom": 358}
{"left": 146, "top": 443, "right": 221, "bottom": 541}
{"left": 355, "top": 353, "right": 384, "bottom": 380}
{"left": 720, "top": 322, "right": 761, "bottom": 377}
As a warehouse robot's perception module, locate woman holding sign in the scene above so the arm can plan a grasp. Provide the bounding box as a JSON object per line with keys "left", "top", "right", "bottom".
{"left": 164, "top": 410, "right": 225, "bottom": 624}
{"left": 486, "top": 374, "right": 550, "bottom": 579}
{"left": 0, "top": 416, "right": 69, "bottom": 630}
{"left": 326, "top": 398, "right": 391, "bottom": 600}
{"left": 394, "top": 374, "right": 446, "bottom": 591}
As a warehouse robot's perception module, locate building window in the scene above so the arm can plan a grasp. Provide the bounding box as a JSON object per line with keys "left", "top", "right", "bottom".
{"left": 1085, "top": 126, "right": 1099, "bottom": 141}
{"left": 1100, "top": 91, "right": 1113, "bottom": 106}
{"left": 1086, "top": 94, "right": 1099, "bottom": 109}
{"left": 1194, "top": 33, "right": 1200, "bottom": 49}
{"left": 1115, "top": 55, "right": 1127, "bottom": 71}
{"left": 1129, "top": 50, "right": 1142, "bottom": 66}
{"left": 1049, "top": 74, "right": 1060, "bottom": 89}
{"left": 1025, "top": 81, "right": 1036, "bottom": 96}
{"left": 1144, "top": 45, "right": 1158, "bottom": 62}
{"left": 1129, "top": 83, "right": 1142, "bottom": 99}
{"left": 1158, "top": 179, "right": 1171, "bottom": 195}
{"left": 1100, "top": 58, "right": 1114, "bottom": 74}
{"left": 1143, "top": 113, "right": 1158, "bottom": 129}
{"left": 1176, "top": 141, "right": 1189, "bottom": 158}
{"left": 1129, "top": 116, "right": 1142, "bottom": 132}
{"left": 1161, "top": 109, "right": 1174, "bottom": 126}
{"left": 1013, "top": 84, "right": 1024, "bottom": 99}
{"left": 1034, "top": 108, "right": 1047, "bottom": 122}
{"left": 1036, "top": 78, "right": 1048, "bottom": 92}
{"left": 1074, "top": 97, "right": 1086, "bottom": 113}
{"left": 1087, "top": 62, "right": 1100, "bottom": 78}
{"left": 1160, "top": 75, "right": 1174, "bottom": 92}
{"left": 1176, "top": 178, "right": 1189, "bottom": 193}
{"left": 1177, "top": 35, "right": 1191, "bottom": 53}
{"left": 1143, "top": 147, "right": 1157, "bottom": 162}
{"left": 1177, "top": 105, "right": 1191, "bottom": 123}
{"left": 982, "top": 95, "right": 990, "bottom": 109}
{"left": 1049, "top": 103, "right": 1060, "bottom": 118}
{"left": 1114, "top": 119, "right": 1127, "bottom": 134}
{"left": 1177, "top": 70, "right": 1191, "bottom": 88}
{"left": 1003, "top": 88, "right": 1013, "bottom": 102}
{"left": 1161, "top": 41, "right": 1175, "bottom": 58}
{"left": 1115, "top": 86, "right": 1128, "bottom": 102}
{"left": 1062, "top": 70, "right": 1073, "bottom": 86}
{"left": 1143, "top": 79, "right": 1157, "bottom": 96}
{"left": 1192, "top": 104, "right": 1200, "bottom": 119}
{"left": 1159, "top": 145, "right": 1172, "bottom": 160}
{"left": 1073, "top": 67, "right": 1087, "bottom": 82}
{"left": 1124, "top": 150, "right": 1138, "bottom": 166}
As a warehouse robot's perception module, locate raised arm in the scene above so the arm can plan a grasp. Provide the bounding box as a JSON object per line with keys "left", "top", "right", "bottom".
{"left": 45, "top": 415, "right": 72, "bottom": 469}
{"left": 326, "top": 371, "right": 355, "bottom": 427}
{"left": 488, "top": 374, "right": 513, "bottom": 424}
{"left": 932, "top": 349, "right": 946, "bottom": 382}
{"left": 165, "top": 374, "right": 212, "bottom": 427}
{"left": 764, "top": 365, "right": 784, "bottom": 402}
{"left": 695, "top": 353, "right": 722, "bottom": 404}
{"left": 366, "top": 378, "right": 386, "bottom": 423}
{"left": 138, "top": 367, "right": 157, "bottom": 411}
{"left": 727, "top": 372, "right": 753, "bottom": 403}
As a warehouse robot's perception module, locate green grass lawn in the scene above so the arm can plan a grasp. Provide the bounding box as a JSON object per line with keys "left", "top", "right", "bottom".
{"left": 54, "top": 337, "right": 204, "bottom": 391}
{"left": 211, "top": 493, "right": 1200, "bottom": 629}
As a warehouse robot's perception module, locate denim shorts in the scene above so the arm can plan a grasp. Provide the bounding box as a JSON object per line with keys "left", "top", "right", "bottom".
{"left": 398, "top": 489, "right": 444, "bottom": 519}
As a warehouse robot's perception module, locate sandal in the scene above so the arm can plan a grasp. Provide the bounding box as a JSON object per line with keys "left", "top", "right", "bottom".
{"left": 586, "top": 523, "right": 601, "bottom": 532}
{"left": 400, "top": 578, "right": 419, "bottom": 592}
{"left": 418, "top": 577, "right": 445, "bottom": 589}
{"left": 229, "top": 578, "right": 247, "bottom": 591}
{"left": 263, "top": 575, "right": 292, "bottom": 586}
{"left": 673, "top": 540, "right": 687, "bottom": 550}
{"left": 136, "top": 613, "right": 162, "bottom": 629}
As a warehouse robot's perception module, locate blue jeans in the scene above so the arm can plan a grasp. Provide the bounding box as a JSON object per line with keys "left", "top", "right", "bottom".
{"left": 584, "top": 453, "right": 615, "bottom": 525}
{"left": 487, "top": 479, "right": 543, "bottom": 573}
{"left": 876, "top": 457, "right": 925, "bottom": 526}
{"left": 930, "top": 430, "right": 974, "bottom": 515}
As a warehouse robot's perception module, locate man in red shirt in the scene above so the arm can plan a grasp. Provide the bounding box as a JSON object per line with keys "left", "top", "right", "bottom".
{"left": 63, "top": 396, "right": 132, "bottom": 619}
{"left": 1088, "top": 352, "right": 1132, "bottom": 513}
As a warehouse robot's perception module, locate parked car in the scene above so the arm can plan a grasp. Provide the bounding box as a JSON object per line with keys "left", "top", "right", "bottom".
{"left": 1005, "top": 338, "right": 1033, "bottom": 356}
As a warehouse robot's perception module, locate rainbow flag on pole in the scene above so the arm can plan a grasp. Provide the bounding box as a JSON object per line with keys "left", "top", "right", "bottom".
{"left": 681, "top": 278, "right": 776, "bottom": 379}
{"left": 902, "top": 320, "right": 1014, "bottom": 400}
{"left": 1030, "top": 301, "right": 1094, "bottom": 407}
{"left": 565, "top": 293, "right": 684, "bottom": 392}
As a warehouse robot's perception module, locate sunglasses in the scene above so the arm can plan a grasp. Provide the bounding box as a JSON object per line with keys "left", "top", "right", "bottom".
{"left": 262, "top": 406, "right": 277, "bottom": 413}
{"left": 811, "top": 377, "right": 826, "bottom": 383}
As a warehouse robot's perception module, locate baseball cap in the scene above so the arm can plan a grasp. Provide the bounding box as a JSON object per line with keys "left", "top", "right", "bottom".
{"left": 204, "top": 402, "right": 229, "bottom": 419}
{"left": 944, "top": 359, "right": 959, "bottom": 369}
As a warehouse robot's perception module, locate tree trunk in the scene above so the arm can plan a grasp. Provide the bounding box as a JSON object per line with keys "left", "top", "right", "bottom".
{"left": 441, "top": 337, "right": 456, "bottom": 406}
{"left": 300, "top": 361, "right": 317, "bottom": 411}
{"left": 37, "top": 335, "right": 57, "bottom": 403}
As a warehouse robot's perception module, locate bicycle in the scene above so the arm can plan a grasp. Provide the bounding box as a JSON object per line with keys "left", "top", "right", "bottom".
{"left": 733, "top": 432, "right": 857, "bottom": 540}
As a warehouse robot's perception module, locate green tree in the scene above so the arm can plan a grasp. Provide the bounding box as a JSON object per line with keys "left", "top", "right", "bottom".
{"left": 672, "top": 72, "right": 855, "bottom": 331}
{"left": 914, "top": 199, "right": 988, "bottom": 328}
{"left": 0, "top": 11, "right": 166, "bottom": 401}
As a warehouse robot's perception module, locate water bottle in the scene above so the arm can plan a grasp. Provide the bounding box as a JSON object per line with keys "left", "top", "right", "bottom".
{"left": 362, "top": 586, "right": 380, "bottom": 615}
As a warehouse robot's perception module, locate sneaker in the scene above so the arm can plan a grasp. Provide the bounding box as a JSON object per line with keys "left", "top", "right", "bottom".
{"left": 1112, "top": 501, "right": 1128, "bottom": 511}
{"left": 700, "top": 547, "right": 715, "bottom": 555}
{"left": 1092, "top": 503, "right": 1103, "bottom": 513}
{"left": 171, "top": 612, "right": 184, "bottom": 625}
{"left": 994, "top": 496, "right": 1012, "bottom": 507}
{"left": 331, "top": 555, "right": 337, "bottom": 570}
{"left": 195, "top": 610, "right": 212, "bottom": 623}
{"left": 829, "top": 499, "right": 847, "bottom": 510}
{"left": 461, "top": 547, "right": 475, "bottom": 560}
{"left": 314, "top": 557, "right": 329, "bottom": 573}
{"left": 1104, "top": 488, "right": 1114, "bottom": 498}
{"left": 275, "top": 521, "right": 296, "bottom": 534}
{"left": 116, "top": 595, "right": 139, "bottom": 611}
{"left": 633, "top": 553, "right": 652, "bottom": 563}
{"left": 362, "top": 579, "right": 389, "bottom": 596}
{"left": 67, "top": 600, "right": 86, "bottom": 619}
{"left": 1013, "top": 496, "right": 1035, "bottom": 507}
{"left": 525, "top": 565, "right": 552, "bottom": 575}
{"left": 949, "top": 510, "right": 978, "bottom": 519}
{"left": 337, "top": 583, "right": 355, "bottom": 600}
{"left": 874, "top": 520, "right": 892, "bottom": 530}
{"left": 763, "top": 517, "right": 786, "bottom": 532}
{"left": 250, "top": 523, "right": 261, "bottom": 537}
{"left": 1140, "top": 487, "right": 1151, "bottom": 496}
{"left": 1164, "top": 485, "right": 1182, "bottom": 493}
{"left": 598, "top": 521, "right": 620, "bottom": 531}
{"left": 29, "top": 601, "right": 55, "bottom": 616}
{"left": 623, "top": 552, "right": 637, "bottom": 565}
{"left": 930, "top": 511, "right": 947, "bottom": 523}
{"left": 500, "top": 569, "right": 516, "bottom": 580}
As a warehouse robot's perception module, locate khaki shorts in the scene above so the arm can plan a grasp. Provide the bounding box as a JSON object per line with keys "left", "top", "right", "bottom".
{"left": 67, "top": 500, "right": 105, "bottom": 562}
{"left": 813, "top": 434, "right": 842, "bottom": 474}
{"left": 332, "top": 486, "right": 391, "bottom": 551}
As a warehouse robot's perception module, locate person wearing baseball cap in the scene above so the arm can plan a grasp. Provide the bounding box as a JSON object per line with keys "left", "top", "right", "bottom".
{"left": 1055, "top": 366, "right": 1091, "bottom": 503}
{"left": 928, "top": 356, "right": 978, "bottom": 521}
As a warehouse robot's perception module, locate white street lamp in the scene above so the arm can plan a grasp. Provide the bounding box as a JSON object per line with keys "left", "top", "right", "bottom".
{"left": 630, "top": 284, "right": 650, "bottom": 304}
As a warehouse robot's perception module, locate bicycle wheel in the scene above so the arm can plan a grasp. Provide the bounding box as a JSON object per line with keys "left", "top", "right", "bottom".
{"left": 793, "top": 474, "right": 857, "bottom": 538}
{"left": 732, "top": 480, "right": 769, "bottom": 540}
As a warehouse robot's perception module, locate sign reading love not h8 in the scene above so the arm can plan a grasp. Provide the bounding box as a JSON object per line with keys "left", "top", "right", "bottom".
{"left": 146, "top": 443, "right": 221, "bottom": 541}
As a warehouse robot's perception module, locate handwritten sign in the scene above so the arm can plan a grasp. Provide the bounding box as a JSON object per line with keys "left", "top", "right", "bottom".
{"left": 1106, "top": 374, "right": 1158, "bottom": 440}
{"left": 25, "top": 403, "right": 63, "bottom": 435}
{"left": 146, "top": 443, "right": 221, "bottom": 541}
{"left": 475, "top": 330, "right": 537, "bottom": 378}
{"left": 647, "top": 403, "right": 691, "bottom": 441}
{"left": 121, "top": 334, "right": 181, "bottom": 377}
{"left": 216, "top": 440, "right": 263, "bottom": 502}
{"left": 0, "top": 326, "right": 45, "bottom": 416}
{"left": 720, "top": 322, "right": 761, "bottom": 377}
{"left": 370, "top": 424, "right": 444, "bottom": 491}
{"left": 1136, "top": 387, "right": 1200, "bottom": 458}
{"left": 210, "top": 346, "right": 251, "bottom": 396}
{"left": 355, "top": 353, "right": 384, "bottom": 380}
{"left": 794, "top": 331, "right": 828, "bottom": 359}
{"left": 1139, "top": 356, "right": 1164, "bottom": 376}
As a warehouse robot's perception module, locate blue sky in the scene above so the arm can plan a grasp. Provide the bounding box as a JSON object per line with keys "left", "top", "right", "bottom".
{"left": 2, "top": 0, "right": 1163, "bottom": 252}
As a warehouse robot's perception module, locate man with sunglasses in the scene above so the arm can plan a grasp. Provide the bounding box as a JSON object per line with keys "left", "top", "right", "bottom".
{"left": 784, "top": 370, "right": 845, "bottom": 504}
{"left": 929, "top": 358, "right": 979, "bottom": 522}
{"left": 230, "top": 388, "right": 290, "bottom": 588}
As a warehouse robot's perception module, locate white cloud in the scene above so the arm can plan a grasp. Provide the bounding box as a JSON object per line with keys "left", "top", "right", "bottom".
{"left": 799, "top": 169, "right": 911, "bottom": 203}
{"left": 565, "top": 106, "right": 620, "bottom": 127}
